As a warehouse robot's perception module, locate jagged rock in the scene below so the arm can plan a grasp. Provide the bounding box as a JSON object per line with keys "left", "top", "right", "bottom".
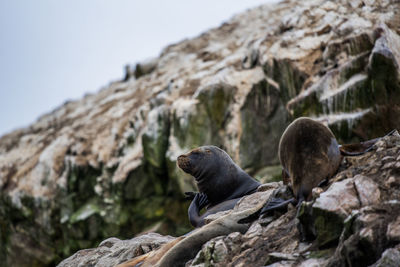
{"left": 310, "top": 178, "right": 360, "bottom": 246}
{"left": 166, "top": 82, "right": 238, "bottom": 193}
{"left": 142, "top": 104, "right": 170, "bottom": 194}
{"left": 239, "top": 79, "right": 288, "bottom": 172}
{"left": 57, "top": 233, "right": 174, "bottom": 267}
{"left": 354, "top": 174, "right": 381, "bottom": 206}
{"left": 188, "top": 131, "right": 400, "bottom": 266}
{"left": 264, "top": 252, "right": 298, "bottom": 265}
{"left": 326, "top": 202, "right": 400, "bottom": 267}
{"left": 387, "top": 215, "right": 400, "bottom": 242}
{"left": 370, "top": 246, "right": 400, "bottom": 267}
{"left": 1, "top": 0, "right": 400, "bottom": 266}
{"left": 286, "top": 22, "right": 400, "bottom": 142}
{"left": 58, "top": 132, "right": 400, "bottom": 266}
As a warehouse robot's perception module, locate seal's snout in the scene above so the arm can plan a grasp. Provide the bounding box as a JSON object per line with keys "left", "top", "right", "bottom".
{"left": 177, "top": 154, "right": 191, "bottom": 173}
{"left": 177, "top": 154, "right": 186, "bottom": 163}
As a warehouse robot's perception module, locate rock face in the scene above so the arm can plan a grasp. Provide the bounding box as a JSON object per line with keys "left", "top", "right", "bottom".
{"left": 57, "top": 233, "right": 174, "bottom": 267}
{"left": 1, "top": 0, "right": 400, "bottom": 266}
{"left": 60, "top": 132, "right": 400, "bottom": 267}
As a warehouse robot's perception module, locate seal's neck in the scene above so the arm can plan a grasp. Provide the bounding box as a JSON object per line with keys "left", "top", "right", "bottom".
{"left": 193, "top": 167, "right": 214, "bottom": 183}
{"left": 196, "top": 165, "right": 260, "bottom": 204}
{"left": 228, "top": 170, "right": 260, "bottom": 199}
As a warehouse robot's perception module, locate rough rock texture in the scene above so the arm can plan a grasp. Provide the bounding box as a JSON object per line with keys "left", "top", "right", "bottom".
{"left": 57, "top": 233, "right": 174, "bottom": 267}
{"left": 1, "top": 0, "right": 400, "bottom": 266}
{"left": 194, "top": 132, "right": 400, "bottom": 267}
{"left": 58, "top": 184, "right": 278, "bottom": 267}
{"left": 61, "top": 132, "right": 400, "bottom": 267}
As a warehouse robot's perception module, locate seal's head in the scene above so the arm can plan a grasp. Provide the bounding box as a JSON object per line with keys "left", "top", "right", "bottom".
{"left": 177, "top": 145, "right": 227, "bottom": 180}
{"left": 177, "top": 146, "right": 241, "bottom": 203}
{"left": 177, "top": 145, "right": 260, "bottom": 205}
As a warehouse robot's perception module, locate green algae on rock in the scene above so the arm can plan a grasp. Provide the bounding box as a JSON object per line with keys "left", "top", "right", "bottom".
{"left": 1, "top": 0, "right": 400, "bottom": 266}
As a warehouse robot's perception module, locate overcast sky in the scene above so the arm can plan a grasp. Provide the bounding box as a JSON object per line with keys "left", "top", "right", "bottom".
{"left": 0, "top": 0, "right": 276, "bottom": 137}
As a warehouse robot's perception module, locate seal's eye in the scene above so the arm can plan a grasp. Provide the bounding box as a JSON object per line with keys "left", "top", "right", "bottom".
{"left": 205, "top": 149, "right": 211, "bottom": 154}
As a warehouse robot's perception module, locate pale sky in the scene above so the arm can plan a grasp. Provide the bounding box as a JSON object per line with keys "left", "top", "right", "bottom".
{"left": 0, "top": 0, "right": 276, "bottom": 136}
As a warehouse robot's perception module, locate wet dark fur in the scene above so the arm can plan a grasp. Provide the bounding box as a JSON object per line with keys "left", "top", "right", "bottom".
{"left": 178, "top": 146, "right": 260, "bottom": 227}
{"left": 279, "top": 117, "right": 342, "bottom": 202}
{"left": 261, "top": 118, "right": 391, "bottom": 218}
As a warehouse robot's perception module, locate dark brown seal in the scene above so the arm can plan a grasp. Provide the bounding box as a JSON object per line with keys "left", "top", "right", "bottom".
{"left": 177, "top": 145, "right": 260, "bottom": 227}
{"left": 260, "top": 117, "right": 392, "bottom": 215}
{"left": 278, "top": 117, "right": 342, "bottom": 203}
{"left": 119, "top": 197, "right": 271, "bottom": 267}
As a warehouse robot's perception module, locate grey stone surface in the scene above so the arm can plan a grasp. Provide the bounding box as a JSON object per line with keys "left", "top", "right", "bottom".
{"left": 0, "top": 0, "right": 400, "bottom": 266}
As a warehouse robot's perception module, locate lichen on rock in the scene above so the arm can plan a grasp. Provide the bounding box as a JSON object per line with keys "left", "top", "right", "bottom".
{"left": 1, "top": 0, "right": 400, "bottom": 266}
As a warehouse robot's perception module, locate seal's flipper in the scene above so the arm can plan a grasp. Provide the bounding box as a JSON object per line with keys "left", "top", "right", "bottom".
{"left": 259, "top": 197, "right": 297, "bottom": 215}
{"left": 188, "top": 193, "right": 203, "bottom": 227}
{"left": 339, "top": 139, "right": 379, "bottom": 156}
{"left": 178, "top": 145, "right": 261, "bottom": 228}
{"left": 339, "top": 129, "right": 396, "bottom": 156}
{"left": 197, "top": 193, "right": 209, "bottom": 210}
{"left": 188, "top": 193, "right": 210, "bottom": 227}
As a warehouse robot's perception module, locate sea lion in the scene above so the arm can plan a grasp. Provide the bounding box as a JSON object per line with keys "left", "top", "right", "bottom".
{"left": 279, "top": 117, "right": 342, "bottom": 203}
{"left": 148, "top": 195, "right": 269, "bottom": 267}
{"left": 177, "top": 145, "right": 261, "bottom": 227}
{"left": 117, "top": 190, "right": 274, "bottom": 267}
{"left": 260, "top": 117, "right": 391, "bottom": 214}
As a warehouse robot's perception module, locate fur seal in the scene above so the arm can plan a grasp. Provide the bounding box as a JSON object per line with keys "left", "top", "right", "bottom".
{"left": 261, "top": 117, "right": 391, "bottom": 214}
{"left": 177, "top": 145, "right": 261, "bottom": 227}
{"left": 279, "top": 117, "right": 342, "bottom": 203}
{"left": 118, "top": 195, "right": 270, "bottom": 267}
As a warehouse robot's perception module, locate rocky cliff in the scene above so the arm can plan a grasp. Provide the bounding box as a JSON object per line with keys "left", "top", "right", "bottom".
{"left": 1, "top": 0, "right": 400, "bottom": 266}
{"left": 57, "top": 132, "right": 400, "bottom": 266}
